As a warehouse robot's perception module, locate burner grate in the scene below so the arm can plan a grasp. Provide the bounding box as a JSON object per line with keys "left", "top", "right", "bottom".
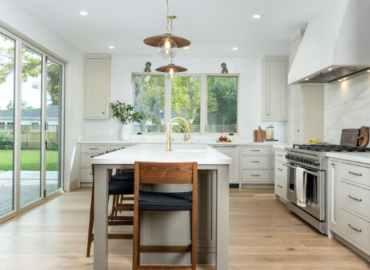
{"left": 293, "top": 144, "right": 370, "bottom": 153}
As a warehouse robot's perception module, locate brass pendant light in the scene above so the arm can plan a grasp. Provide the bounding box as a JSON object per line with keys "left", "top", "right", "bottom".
{"left": 155, "top": 59, "right": 187, "bottom": 80}
{"left": 144, "top": 0, "right": 190, "bottom": 60}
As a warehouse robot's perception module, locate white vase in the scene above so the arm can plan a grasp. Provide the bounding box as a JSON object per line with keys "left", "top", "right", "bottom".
{"left": 120, "top": 124, "right": 131, "bottom": 141}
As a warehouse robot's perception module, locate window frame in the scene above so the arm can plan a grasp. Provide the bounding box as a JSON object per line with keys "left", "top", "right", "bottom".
{"left": 131, "top": 72, "right": 240, "bottom": 135}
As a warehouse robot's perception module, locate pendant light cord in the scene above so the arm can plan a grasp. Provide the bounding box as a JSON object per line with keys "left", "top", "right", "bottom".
{"left": 165, "top": 0, "right": 173, "bottom": 34}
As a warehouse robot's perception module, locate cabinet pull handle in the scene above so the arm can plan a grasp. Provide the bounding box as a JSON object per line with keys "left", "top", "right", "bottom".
{"left": 348, "top": 224, "right": 362, "bottom": 233}
{"left": 102, "top": 112, "right": 105, "bottom": 114}
{"left": 89, "top": 173, "right": 92, "bottom": 175}
{"left": 251, "top": 174, "right": 260, "bottom": 177}
{"left": 90, "top": 148, "right": 99, "bottom": 150}
{"left": 251, "top": 150, "right": 260, "bottom": 152}
{"left": 349, "top": 171, "right": 362, "bottom": 176}
{"left": 278, "top": 154, "right": 283, "bottom": 157}
{"left": 332, "top": 163, "right": 336, "bottom": 167}
{"left": 278, "top": 168, "right": 283, "bottom": 171}
{"left": 251, "top": 161, "right": 260, "bottom": 163}
{"left": 348, "top": 195, "right": 362, "bottom": 202}
{"left": 277, "top": 184, "right": 283, "bottom": 188}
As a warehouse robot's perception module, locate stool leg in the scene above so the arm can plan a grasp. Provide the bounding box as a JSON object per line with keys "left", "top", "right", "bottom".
{"left": 133, "top": 210, "right": 139, "bottom": 270}
{"left": 86, "top": 186, "right": 94, "bottom": 257}
{"left": 137, "top": 211, "right": 141, "bottom": 266}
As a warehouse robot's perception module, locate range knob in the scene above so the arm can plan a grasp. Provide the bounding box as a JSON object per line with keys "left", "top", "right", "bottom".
{"left": 313, "top": 160, "right": 320, "bottom": 166}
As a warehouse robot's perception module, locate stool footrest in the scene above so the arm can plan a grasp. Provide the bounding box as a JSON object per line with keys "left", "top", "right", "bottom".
{"left": 139, "top": 245, "right": 192, "bottom": 253}
{"left": 108, "top": 216, "right": 133, "bottom": 221}
{"left": 137, "top": 266, "right": 192, "bottom": 270}
{"left": 108, "top": 234, "right": 133, "bottom": 240}
{"left": 108, "top": 221, "right": 134, "bottom": 226}
{"left": 115, "top": 204, "right": 134, "bottom": 211}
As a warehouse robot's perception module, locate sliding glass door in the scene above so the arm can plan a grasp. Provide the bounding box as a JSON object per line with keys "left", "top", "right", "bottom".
{"left": 0, "top": 27, "right": 64, "bottom": 220}
{"left": 0, "top": 32, "right": 16, "bottom": 217}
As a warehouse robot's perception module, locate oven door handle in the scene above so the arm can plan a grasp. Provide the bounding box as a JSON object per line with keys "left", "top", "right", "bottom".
{"left": 283, "top": 163, "right": 320, "bottom": 176}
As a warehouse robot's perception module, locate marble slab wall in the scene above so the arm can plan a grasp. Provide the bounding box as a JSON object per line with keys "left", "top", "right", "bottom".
{"left": 324, "top": 73, "right": 370, "bottom": 144}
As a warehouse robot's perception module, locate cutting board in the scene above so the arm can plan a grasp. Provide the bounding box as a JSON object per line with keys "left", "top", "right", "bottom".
{"left": 340, "top": 129, "right": 360, "bottom": 146}
{"left": 254, "top": 126, "right": 266, "bottom": 142}
{"left": 359, "top": 126, "right": 370, "bottom": 147}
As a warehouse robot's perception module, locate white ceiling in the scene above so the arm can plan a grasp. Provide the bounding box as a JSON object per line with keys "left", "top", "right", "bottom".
{"left": 15, "top": 0, "right": 333, "bottom": 57}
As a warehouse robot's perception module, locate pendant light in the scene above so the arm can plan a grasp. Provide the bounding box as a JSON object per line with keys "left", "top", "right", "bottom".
{"left": 144, "top": 0, "right": 190, "bottom": 60}
{"left": 155, "top": 59, "right": 187, "bottom": 80}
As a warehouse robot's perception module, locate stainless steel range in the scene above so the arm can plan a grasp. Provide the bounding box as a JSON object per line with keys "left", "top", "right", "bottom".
{"left": 284, "top": 144, "right": 370, "bottom": 235}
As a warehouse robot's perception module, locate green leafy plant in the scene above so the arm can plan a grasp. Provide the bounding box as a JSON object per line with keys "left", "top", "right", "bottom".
{"left": 0, "top": 130, "right": 13, "bottom": 150}
{"left": 110, "top": 101, "right": 144, "bottom": 125}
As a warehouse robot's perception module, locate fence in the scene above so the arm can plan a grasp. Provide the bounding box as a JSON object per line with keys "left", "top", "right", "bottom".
{"left": 0, "top": 125, "right": 58, "bottom": 149}
{"left": 133, "top": 124, "right": 237, "bottom": 134}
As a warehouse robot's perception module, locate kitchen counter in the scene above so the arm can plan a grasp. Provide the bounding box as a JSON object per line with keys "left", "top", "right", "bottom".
{"left": 91, "top": 143, "right": 230, "bottom": 270}
{"left": 273, "top": 144, "right": 291, "bottom": 150}
{"left": 326, "top": 152, "right": 370, "bottom": 164}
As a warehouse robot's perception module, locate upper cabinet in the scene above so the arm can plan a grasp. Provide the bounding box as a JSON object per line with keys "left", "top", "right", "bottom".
{"left": 84, "top": 54, "right": 111, "bottom": 119}
{"left": 261, "top": 55, "right": 289, "bottom": 121}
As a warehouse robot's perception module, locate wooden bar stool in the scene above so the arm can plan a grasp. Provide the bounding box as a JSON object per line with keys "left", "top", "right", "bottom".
{"left": 86, "top": 151, "right": 135, "bottom": 257}
{"left": 132, "top": 162, "right": 198, "bottom": 270}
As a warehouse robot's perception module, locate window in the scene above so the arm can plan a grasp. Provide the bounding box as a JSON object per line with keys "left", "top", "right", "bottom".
{"left": 207, "top": 76, "right": 238, "bottom": 133}
{"left": 132, "top": 73, "right": 239, "bottom": 134}
{"left": 133, "top": 75, "right": 165, "bottom": 133}
{"left": 31, "top": 122, "right": 39, "bottom": 131}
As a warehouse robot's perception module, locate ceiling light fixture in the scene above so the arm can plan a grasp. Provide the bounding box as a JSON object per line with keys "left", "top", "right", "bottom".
{"left": 155, "top": 59, "right": 187, "bottom": 80}
{"left": 143, "top": 0, "right": 190, "bottom": 60}
{"left": 253, "top": 14, "right": 262, "bottom": 19}
{"left": 109, "top": 46, "right": 115, "bottom": 49}
{"left": 80, "top": 11, "right": 88, "bottom": 16}
{"left": 305, "top": 78, "right": 309, "bottom": 81}
{"left": 367, "top": 69, "right": 370, "bottom": 73}
{"left": 328, "top": 67, "right": 333, "bottom": 71}
{"left": 183, "top": 47, "right": 189, "bottom": 50}
{"left": 233, "top": 47, "right": 239, "bottom": 51}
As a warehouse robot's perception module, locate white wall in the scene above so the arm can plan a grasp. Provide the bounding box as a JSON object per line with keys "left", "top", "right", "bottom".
{"left": 324, "top": 72, "right": 370, "bottom": 144}
{"left": 0, "top": 0, "right": 85, "bottom": 191}
{"left": 85, "top": 56, "right": 287, "bottom": 142}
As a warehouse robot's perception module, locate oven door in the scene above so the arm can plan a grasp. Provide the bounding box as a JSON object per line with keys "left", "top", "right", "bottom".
{"left": 285, "top": 163, "right": 326, "bottom": 221}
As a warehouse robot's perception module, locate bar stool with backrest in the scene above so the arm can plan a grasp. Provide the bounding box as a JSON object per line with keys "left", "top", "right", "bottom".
{"left": 86, "top": 150, "right": 135, "bottom": 257}
{"left": 132, "top": 162, "right": 198, "bottom": 270}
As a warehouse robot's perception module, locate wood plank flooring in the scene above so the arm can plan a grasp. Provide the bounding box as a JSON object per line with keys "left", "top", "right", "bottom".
{"left": 0, "top": 187, "right": 369, "bottom": 270}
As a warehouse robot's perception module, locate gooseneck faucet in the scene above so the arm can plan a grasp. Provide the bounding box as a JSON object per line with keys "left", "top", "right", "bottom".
{"left": 166, "top": 117, "right": 191, "bottom": 151}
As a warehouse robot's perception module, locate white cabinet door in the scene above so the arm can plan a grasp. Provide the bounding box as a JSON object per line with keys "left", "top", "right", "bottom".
{"left": 84, "top": 54, "right": 111, "bottom": 119}
{"left": 213, "top": 146, "right": 239, "bottom": 184}
{"left": 261, "top": 56, "right": 289, "bottom": 121}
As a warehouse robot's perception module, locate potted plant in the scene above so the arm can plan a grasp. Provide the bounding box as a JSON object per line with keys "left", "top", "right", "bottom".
{"left": 111, "top": 101, "right": 144, "bottom": 141}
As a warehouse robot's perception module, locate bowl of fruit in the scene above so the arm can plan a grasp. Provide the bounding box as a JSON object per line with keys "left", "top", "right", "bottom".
{"left": 217, "top": 136, "right": 232, "bottom": 143}
{"left": 305, "top": 138, "right": 328, "bottom": 145}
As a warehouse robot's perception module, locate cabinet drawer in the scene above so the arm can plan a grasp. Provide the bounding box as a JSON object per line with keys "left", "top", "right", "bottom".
{"left": 340, "top": 181, "right": 370, "bottom": 220}
{"left": 341, "top": 163, "right": 370, "bottom": 187}
{"left": 275, "top": 178, "right": 287, "bottom": 200}
{"left": 242, "top": 156, "right": 269, "bottom": 169}
{"left": 242, "top": 147, "right": 269, "bottom": 155}
{"left": 340, "top": 209, "right": 370, "bottom": 252}
{"left": 81, "top": 145, "right": 108, "bottom": 154}
{"left": 275, "top": 150, "right": 287, "bottom": 163}
{"left": 80, "top": 154, "right": 92, "bottom": 167}
{"left": 241, "top": 170, "right": 269, "bottom": 183}
{"left": 275, "top": 162, "right": 287, "bottom": 181}
{"left": 80, "top": 169, "right": 93, "bottom": 182}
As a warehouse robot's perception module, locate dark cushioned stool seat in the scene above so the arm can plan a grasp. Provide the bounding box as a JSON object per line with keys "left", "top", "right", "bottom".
{"left": 138, "top": 191, "right": 193, "bottom": 211}
{"left": 108, "top": 180, "right": 134, "bottom": 195}
{"left": 112, "top": 170, "right": 134, "bottom": 181}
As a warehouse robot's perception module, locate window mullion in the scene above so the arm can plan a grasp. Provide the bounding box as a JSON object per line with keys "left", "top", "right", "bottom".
{"left": 164, "top": 77, "right": 171, "bottom": 126}
{"left": 201, "top": 75, "right": 208, "bottom": 134}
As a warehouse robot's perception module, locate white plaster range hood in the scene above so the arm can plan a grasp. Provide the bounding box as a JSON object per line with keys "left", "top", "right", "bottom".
{"left": 289, "top": 0, "right": 370, "bottom": 85}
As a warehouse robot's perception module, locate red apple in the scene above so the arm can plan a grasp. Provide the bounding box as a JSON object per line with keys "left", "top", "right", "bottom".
{"left": 219, "top": 136, "right": 223, "bottom": 141}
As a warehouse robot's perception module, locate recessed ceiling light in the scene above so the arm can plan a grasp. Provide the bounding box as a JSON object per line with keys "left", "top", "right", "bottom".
{"left": 109, "top": 46, "right": 115, "bottom": 49}
{"left": 183, "top": 47, "right": 189, "bottom": 50}
{"left": 233, "top": 47, "right": 239, "bottom": 51}
{"left": 367, "top": 69, "right": 370, "bottom": 73}
{"left": 80, "top": 11, "right": 88, "bottom": 16}
{"left": 328, "top": 67, "right": 332, "bottom": 71}
{"left": 253, "top": 14, "right": 262, "bottom": 19}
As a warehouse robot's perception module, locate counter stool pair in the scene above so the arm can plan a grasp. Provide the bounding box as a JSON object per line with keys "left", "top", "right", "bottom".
{"left": 87, "top": 151, "right": 198, "bottom": 270}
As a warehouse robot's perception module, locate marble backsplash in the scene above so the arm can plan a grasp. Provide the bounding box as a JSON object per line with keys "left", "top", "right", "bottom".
{"left": 324, "top": 73, "right": 370, "bottom": 145}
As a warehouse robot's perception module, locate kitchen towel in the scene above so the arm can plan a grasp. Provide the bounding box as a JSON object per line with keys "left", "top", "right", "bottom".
{"left": 296, "top": 167, "right": 307, "bottom": 207}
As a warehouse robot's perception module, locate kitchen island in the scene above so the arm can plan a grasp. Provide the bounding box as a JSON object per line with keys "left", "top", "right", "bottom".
{"left": 91, "top": 144, "right": 232, "bottom": 270}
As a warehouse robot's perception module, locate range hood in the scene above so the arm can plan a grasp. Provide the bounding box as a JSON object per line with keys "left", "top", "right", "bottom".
{"left": 289, "top": 0, "right": 370, "bottom": 85}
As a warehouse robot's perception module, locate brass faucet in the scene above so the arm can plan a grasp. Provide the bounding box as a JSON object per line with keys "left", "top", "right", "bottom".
{"left": 166, "top": 117, "right": 191, "bottom": 151}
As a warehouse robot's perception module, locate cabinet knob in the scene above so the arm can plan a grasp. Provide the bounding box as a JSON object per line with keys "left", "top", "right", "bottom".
{"left": 297, "top": 130, "right": 300, "bottom": 132}
{"left": 331, "top": 163, "right": 336, "bottom": 167}
{"left": 102, "top": 112, "right": 105, "bottom": 114}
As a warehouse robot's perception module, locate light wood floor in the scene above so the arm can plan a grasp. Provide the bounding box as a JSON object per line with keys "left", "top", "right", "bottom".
{"left": 0, "top": 187, "right": 369, "bottom": 270}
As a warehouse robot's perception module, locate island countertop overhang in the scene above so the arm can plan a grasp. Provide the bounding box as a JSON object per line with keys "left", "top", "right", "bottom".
{"left": 90, "top": 144, "right": 233, "bottom": 165}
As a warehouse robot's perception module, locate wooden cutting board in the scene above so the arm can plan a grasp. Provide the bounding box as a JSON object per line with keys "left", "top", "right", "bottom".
{"left": 359, "top": 126, "right": 370, "bottom": 147}
{"left": 254, "top": 126, "right": 266, "bottom": 142}
{"left": 340, "top": 129, "right": 360, "bottom": 146}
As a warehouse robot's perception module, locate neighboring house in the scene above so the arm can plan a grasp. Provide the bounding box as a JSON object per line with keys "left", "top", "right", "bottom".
{"left": 0, "top": 105, "right": 59, "bottom": 132}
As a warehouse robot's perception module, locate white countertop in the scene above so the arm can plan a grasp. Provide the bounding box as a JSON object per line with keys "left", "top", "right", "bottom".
{"left": 79, "top": 139, "right": 286, "bottom": 147}
{"left": 326, "top": 152, "right": 370, "bottom": 164}
{"left": 273, "top": 144, "right": 291, "bottom": 150}
{"left": 91, "top": 144, "right": 233, "bottom": 165}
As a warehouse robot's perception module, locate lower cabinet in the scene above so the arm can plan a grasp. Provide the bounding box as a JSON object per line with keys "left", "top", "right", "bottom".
{"left": 328, "top": 158, "right": 370, "bottom": 259}
{"left": 274, "top": 148, "right": 287, "bottom": 201}
{"left": 212, "top": 146, "right": 240, "bottom": 184}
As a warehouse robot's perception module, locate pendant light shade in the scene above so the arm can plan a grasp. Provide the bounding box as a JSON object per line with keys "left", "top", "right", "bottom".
{"left": 156, "top": 63, "right": 187, "bottom": 80}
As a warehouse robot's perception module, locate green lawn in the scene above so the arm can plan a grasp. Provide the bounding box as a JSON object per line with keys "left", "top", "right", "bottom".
{"left": 0, "top": 150, "right": 58, "bottom": 171}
